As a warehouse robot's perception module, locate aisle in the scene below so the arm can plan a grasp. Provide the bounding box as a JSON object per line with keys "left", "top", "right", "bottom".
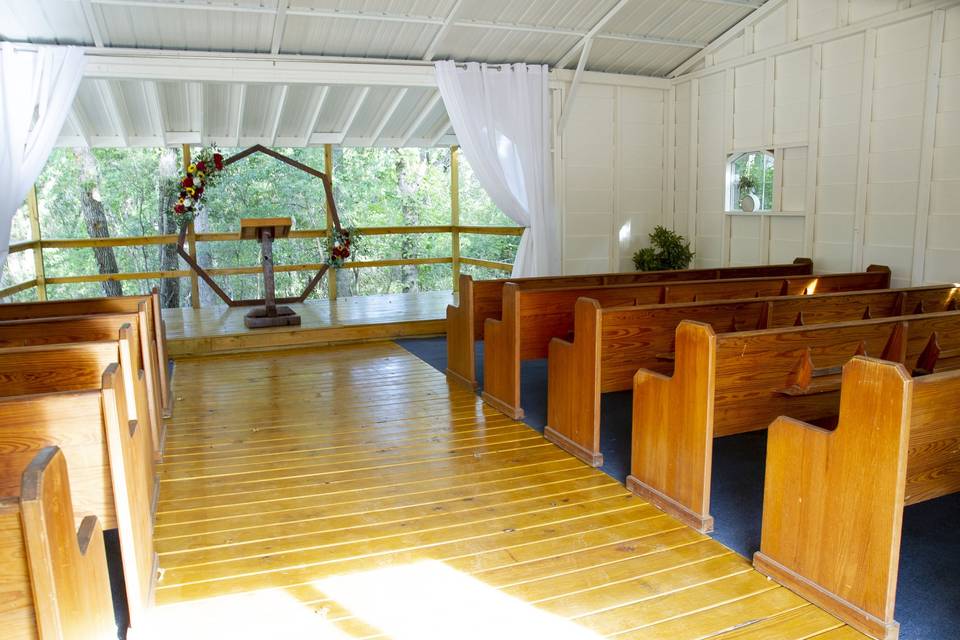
{"left": 143, "top": 342, "right": 866, "bottom": 639}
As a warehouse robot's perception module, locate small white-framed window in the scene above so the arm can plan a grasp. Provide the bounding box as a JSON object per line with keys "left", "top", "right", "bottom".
{"left": 726, "top": 150, "right": 775, "bottom": 212}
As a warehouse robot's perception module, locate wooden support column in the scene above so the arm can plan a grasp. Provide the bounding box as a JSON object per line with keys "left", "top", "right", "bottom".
{"left": 451, "top": 145, "right": 461, "bottom": 292}
{"left": 26, "top": 185, "right": 47, "bottom": 301}
{"left": 324, "top": 143, "right": 337, "bottom": 301}
{"left": 182, "top": 144, "right": 201, "bottom": 309}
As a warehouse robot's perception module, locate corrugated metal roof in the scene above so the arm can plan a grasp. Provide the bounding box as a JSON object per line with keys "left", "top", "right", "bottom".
{"left": 0, "top": 0, "right": 768, "bottom": 147}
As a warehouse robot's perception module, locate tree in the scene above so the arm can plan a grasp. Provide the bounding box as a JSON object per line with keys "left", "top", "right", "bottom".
{"left": 157, "top": 148, "right": 181, "bottom": 308}
{"left": 76, "top": 148, "right": 123, "bottom": 297}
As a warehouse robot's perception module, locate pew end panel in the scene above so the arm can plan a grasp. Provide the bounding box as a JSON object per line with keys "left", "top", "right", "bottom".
{"left": 753, "top": 357, "right": 913, "bottom": 640}
{"left": 151, "top": 287, "right": 173, "bottom": 417}
{"left": 445, "top": 274, "right": 478, "bottom": 389}
{"left": 482, "top": 283, "right": 524, "bottom": 420}
{"left": 627, "top": 321, "right": 716, "bottom": 533}
{"left": 0, "top": 447, "right": 116, "bottom": 640}
{"left": 905, "top": 368, "right": 960, "bottom": 504}
{"left": 545, "top": 298, "right": 604, "bottom": 466}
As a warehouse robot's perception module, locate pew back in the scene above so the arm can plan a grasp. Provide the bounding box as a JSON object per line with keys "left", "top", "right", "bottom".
{"left": 0, "top": 447, "right": 116, "bottom": 640}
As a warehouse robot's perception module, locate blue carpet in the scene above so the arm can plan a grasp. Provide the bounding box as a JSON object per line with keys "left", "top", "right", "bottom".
{"left": 395, "top": 335, "right": 960, "bottom": 639}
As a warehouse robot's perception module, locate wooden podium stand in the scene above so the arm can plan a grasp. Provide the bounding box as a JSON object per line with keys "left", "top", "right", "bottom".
{"left": 241, "top": 217, "right": 302, "bottom": 329}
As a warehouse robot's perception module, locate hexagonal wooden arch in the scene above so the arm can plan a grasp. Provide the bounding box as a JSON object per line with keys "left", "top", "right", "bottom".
{"left": 176, "top": 144, "right": 342, "bottom": 307}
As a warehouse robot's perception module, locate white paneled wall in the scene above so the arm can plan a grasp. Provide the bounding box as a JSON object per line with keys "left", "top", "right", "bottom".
{"left": 663, "top": 0, "right": 960, "bottom": 286}
{"left": 558, "top": 82, "right": 666, "bottom": 274}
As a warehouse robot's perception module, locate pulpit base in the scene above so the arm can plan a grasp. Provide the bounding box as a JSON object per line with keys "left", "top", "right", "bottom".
{"left": 244, "top": 305, "right": 302, "bottom": 329}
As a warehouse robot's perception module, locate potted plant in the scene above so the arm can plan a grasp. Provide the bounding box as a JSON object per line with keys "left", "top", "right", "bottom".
{"left": 632, "top": 226, "right": 695, "bottom": 272}
{"left": 737, "top": 174, "right": 760, "bottom": 212}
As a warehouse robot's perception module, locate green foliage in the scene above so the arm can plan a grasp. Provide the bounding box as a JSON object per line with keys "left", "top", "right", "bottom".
{"left": 5, "top": 145, "right": 519, "bottom": 305}
{"left": 731, "top": 152, "right": 774, "bottom": 211}
{"left": 737, "top": 174, "right": 758, "bottom": 193}
{"left": 632, "top": 226, "right": 694, "bottom": 272}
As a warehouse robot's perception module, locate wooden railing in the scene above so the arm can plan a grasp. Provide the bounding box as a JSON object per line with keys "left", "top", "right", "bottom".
{"left": 1, "top": 225, "right": 522, "bottom": 301}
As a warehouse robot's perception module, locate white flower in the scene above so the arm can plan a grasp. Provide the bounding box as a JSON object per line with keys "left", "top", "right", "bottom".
{"left": 184, "top": 197, "right": 193, "bottom": 207}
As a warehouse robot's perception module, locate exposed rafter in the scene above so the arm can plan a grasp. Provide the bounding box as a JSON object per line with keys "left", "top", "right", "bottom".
{"left": 429, "top": 118, "right": 451, "bottom": 147}
{"left": 556, "top": 0, "right": 632, "bottom": 69}
{"left": 95, "top": 79, "right": 128, "bottom": 146}
{"left": 270, "top": 0, "right": 289, "bottom": 55}
{"left": 401, "top": 92, "right": 442, "bottom": 147}
{"left": 366, "top": 88, "right": 407, "bottom": 145}
{"left": 142, "top": 80, "right": 166, "bottom": 146}
{"left": 67, "top": 110, "right": 93, "bottom": 148}
{"left": 557, "top": 38, "right": 593, "bottom": 136}
{"left": 697, "top": 0, "right": 763, "bottom": 7}
{"left": 232, "top": 84, "right": 246, "bottom": 147}
{"left": 269, "top": 84, "right": 289, "bottom": 145}
{"left": 423, "top": 0, "right": 464, "bottom": 61}
{"left": 78, "top": 0, "right": 105, "bottom": 47}
{"left": 298, "top": 85, "right": 329, "bottom": 147}
{"left": 341, "top": 87, "right": 371, "bottom": 139}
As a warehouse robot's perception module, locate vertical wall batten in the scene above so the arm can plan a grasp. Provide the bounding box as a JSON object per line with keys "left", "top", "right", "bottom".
{"left": 851, "top": 29, "right": 877, "bottom": 271}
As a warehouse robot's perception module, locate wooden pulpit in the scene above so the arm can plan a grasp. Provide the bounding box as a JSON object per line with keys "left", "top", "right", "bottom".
{"left": 241, "top": 217, "right": 302, "bottom": 328}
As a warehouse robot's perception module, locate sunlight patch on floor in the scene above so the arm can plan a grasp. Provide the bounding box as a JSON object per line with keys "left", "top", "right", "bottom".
{"left": 312, "top": 560, "right": 605, "bottom": 640}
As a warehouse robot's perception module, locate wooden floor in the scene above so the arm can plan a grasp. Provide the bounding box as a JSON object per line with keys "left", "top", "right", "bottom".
{"left": 142, "top": 341, "right": 867, "bottom": 639}
{"left": 162, "top": 291, "right": 453, "bottom": 357}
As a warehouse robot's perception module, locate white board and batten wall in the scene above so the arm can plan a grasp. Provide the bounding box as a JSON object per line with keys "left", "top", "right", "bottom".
{"left": 556, "top": 0, "right": 960, "bottom": 287}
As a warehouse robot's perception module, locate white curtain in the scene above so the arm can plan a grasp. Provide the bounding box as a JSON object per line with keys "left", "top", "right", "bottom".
{"left": 0, "top": 44, "right": 84, "bottom": 277}
{"left": 435, "top": 60, "right": 560, "bottom": 277}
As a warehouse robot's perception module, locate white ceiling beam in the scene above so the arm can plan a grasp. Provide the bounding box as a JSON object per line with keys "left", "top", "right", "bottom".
{"left": 88, "top": 0, "right": 275, "bottom": 14}
{"left": 95, "top": 79, "right": 128, "bottom": 146}
{"left": 401, "top": 92, "right": 442, "bottom": 146}
{"left": 366, "top": 88, "right": 407, "bottom": 145}
{"left": 599, "top": 31, "right": 707, "bottom": 49}
{"left": 287, "top": 8, "right": 442, "bottom": 25}
{"left": 696, "top": 0, "right": 763, "bottom": 7}
{"left": 142, "top": 80, "right": 166, "bottom": 146}
{"left": 556, "top": 0, "right": 631, "bottom": 69}
{"left": 66, "top": 110, "right": 92, "bottom": 148}
{"left": 269, "top": 84, "right": 289, "bottom": 146}
{"left": 233, "top": 83, "right": 246, "bottom": 147}
{"left": 300, "top": 85, "right": 329, "bottom": 146}
{"left": 429, "top": 119, "right": 451, "bottom": 147}
{"left": 308, "top": 132, "right": 346, "bottom": 145}
{"left": 341, "top": 86, "right": 371, "bottom": 138}
{"left": 422, "top": 0, "right": 464, "bottom": 61}
{"left": 557, "top": 38, "right": 593, "bottom": 136}
{"left": 271, "top": 0, "right": 288, "bottom": 56}
{"left": 79, "top": 0, "right": 105, "bottom": 47}
{"left": 166, "top": 132, "right": 201, "bottom": 145}
{"left": 194, "top": 82, "right": 204, "bottom": 144}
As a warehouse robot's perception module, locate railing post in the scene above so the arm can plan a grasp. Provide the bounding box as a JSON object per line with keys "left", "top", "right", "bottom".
{"left": 451, "top": 145, "right": 461, "bottom": 293}
{"left": 182, "top": 144, "right": 201, "bottom": 309}
{"left": 27, "top": 185, "right": 47, "bottom": 301}
{"left": 324, "top": 143, "right": 337, "bottom": 301}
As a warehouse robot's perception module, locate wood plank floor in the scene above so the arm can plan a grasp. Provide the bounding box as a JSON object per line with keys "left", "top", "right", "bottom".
{"left": 162, "top": 291, "right": 453, "bottom": 357}
{"left": 142, "top": 341, "right": 868, "bottom": 639}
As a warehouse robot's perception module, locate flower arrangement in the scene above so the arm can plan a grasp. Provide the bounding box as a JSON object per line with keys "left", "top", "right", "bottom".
{"left": 632, "top": 225, "right": 695, "bottom": 272}
{"left": 325, "top": 226, "right": 361, "bottom": 268}
{"left": 172, "top": 146, "right": 225, "bottom": 227}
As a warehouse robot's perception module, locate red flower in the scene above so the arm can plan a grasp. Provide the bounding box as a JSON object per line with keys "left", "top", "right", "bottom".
{"left": 196, "top": 161, "right": 207, "bottom": 173}
{"left": 174, "top": 204, "right": 185, "bottom": 214}
{"left": 182, "top": 176, "right": 194, "bottom": 188}
{"left": 342, "top": 249, "right": 350, "bottom": 258}
{"left": 213, "top": 153, "right": 224, "bottom": 170}
{"left": 195, "top": 186, "right": 204, "bottom": 198}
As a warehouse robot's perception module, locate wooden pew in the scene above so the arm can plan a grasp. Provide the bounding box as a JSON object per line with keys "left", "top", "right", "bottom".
{"left": 483, "top": 266, "right": 891, "bottom": 419}
{"left": 0, "top": 341, "right": 158, "bottom": 628}
{"left": 0, "top": 447, "right": 116, "bottom": 639}
{"left": 627, "top": 310, "right": 960, "bottom": 533}
{"left": 0, "top": 309, "right": 164, "bottom": 460}
{"left": 753, "top": 357, "right": 960, "bottom": 640}
{"left": 0, "top": 288, "right": 172, "bottom": 420}
{"left": 547, "top": 285, "right": 958, "bottom": 465}
{"left": 446, "top": 258, "right": 815, "bottom": 389}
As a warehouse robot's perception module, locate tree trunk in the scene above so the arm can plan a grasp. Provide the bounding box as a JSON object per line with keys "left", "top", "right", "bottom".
{"left": 157, "top": 148, "right": 181, "bottom": 308}
{"left": 395, "top": 152, "right": 424, "bottom": 293}
{"left": 76, "top": 148, "right": 123, "bottom": 297}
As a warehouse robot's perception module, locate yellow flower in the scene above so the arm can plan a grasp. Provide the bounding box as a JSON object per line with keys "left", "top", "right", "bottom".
{"left": 197, "top": 171, "right": 205, "bottom": 180}
{"left": 186, "top": 187, "right": 195, "bottom": 196}
{"left": 188, "top": 163, "right": 197, "bottom": 173}
{"left": 177, "top": 197, "right": 184, "bottom": 205}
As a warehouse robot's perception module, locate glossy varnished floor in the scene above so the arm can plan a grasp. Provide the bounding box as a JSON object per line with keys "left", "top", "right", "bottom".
{"left": 144, "top": 342, "right": 867, "bottom": 639}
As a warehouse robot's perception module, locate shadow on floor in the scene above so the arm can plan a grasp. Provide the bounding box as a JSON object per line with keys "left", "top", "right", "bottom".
{"left": 395, "top": 335, "right": 960, "bottom": 640}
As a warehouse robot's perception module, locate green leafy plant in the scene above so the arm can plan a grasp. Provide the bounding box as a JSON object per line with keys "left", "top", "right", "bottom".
{"left": 737, "top": 174, "right": 758, "bottom": 194}
{"left": 632, "top": 226, "right": 695, "bottom": 272}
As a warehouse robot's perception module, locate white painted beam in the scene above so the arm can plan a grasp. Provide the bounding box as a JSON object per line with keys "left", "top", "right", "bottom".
{"left": 556, "top": 0, "right": 631, "bottom": 69}
{"left": 271, "top": 0, "right": 288, "bottom": 56}
{"left": 269, "top": 84, "right": 289, "bottom": 146}
{"left": 430, "top": 119, "right": 451, "bottom": 147}
{"left": 557, "top": 38, "right": 593, "bottom": 136}
{"left": 288, "top": 7, "right": 442, "bottom": 25}
{"left": 89, "top": 0, "right": 275, "bottom": 14}
{"left": 67, "top": 110, "right": 92, "bottom": 147}
{"left": 233, "top": 83, "right": 246, "bottom": 147}
{"left": 308, "top": 132, "right": 346, "bottom": 145}
{"left": 195, "top": 82, "right": 204, "bottom": 144}
{"left": 142, "top": 80, "right": 166, "bottom": 146}
{"left": 341, "top": 87, "right": 371, "bottom": 138}
{"left": 300, "top": 85, "right": 329, "bottom": 146}
{"left": 401, "top": 92, "right": 442, "bottom": 146}
{"left": 366, "top": 88, "right": 407, "bottom": 145}
{"left": 79, "top": 0, "right": 105, "bottom": 47}
{"left": 422, "top": 0, "right": 464, "bottom": 61}
{"left": 696, "top": 0, "right": 763, "bottom": 6}
{"left": 95, "top": 79, "right": 128, "bottom": 146}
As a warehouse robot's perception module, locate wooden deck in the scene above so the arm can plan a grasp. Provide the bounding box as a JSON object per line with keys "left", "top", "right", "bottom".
{"left": 142, "top": 341, "right": 868, "bottom": 639}
{"left": 162, "top": 291, "right": 453, "bottom": 356}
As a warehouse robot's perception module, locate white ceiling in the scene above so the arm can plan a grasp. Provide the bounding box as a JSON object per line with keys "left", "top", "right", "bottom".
{"left": 0, "top": 0, "right": 768, "bottom": 148}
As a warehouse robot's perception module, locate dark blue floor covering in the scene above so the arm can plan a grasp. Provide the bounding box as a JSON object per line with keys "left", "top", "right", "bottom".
{"left": 395, "top": 335, "right": 960, "bottom": 640}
